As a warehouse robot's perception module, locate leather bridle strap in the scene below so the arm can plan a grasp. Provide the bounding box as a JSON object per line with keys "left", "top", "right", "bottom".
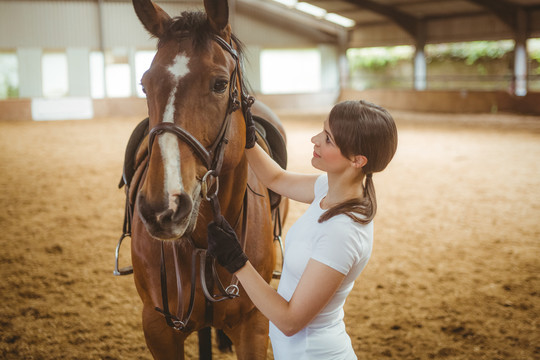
{"left": 155, "top": 241, "right": 180, "bottom": 329}
{"left": 154, "top": 190, "right": 247, "bottom": 331}
{"left": 200, "top": 190, "right": 248, "bottom": 301}
{"left": 146, "top": 35, "right": 241, "bottom": 177}
{"left": 147, "top": 100, "right": 233, "bottom": 173}
{"left": 153, "top": 35, "right": 248, "bottom": 332}
{"left": 154, "top": 239, "right": 198, "bottom": 331}
{"left": 149, "top": 122, "right": 212, "bottom": 169}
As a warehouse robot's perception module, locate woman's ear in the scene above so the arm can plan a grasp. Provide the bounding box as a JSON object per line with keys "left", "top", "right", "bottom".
{"left": 351, "top": 155, "right": 368, "bottom": 169}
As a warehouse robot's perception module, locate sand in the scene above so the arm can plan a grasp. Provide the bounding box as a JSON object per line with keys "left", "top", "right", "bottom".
{"left": 0, "top": 110, "right": 538, "bottom": 359}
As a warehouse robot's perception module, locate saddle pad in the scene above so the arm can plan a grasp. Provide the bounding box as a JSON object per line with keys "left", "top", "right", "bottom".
{"left": 119, "top": 117, "right": 149, "bottom": 189}
{"left": 253, "top": 115, "right": 287, "bottom": 170}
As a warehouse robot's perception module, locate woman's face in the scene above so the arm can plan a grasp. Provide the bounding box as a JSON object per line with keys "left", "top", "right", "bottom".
{"left": 310, "top": 119, "right": 351, "bottom": 173}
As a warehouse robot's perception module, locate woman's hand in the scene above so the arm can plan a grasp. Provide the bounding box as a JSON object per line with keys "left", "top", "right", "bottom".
{"left": 207, "top": 215, "right": 248, "bottom": 274}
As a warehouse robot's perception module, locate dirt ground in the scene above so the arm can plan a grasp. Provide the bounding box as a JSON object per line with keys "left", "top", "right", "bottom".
{"left": 0, "top": 109, "right": 538, "bottom": 359}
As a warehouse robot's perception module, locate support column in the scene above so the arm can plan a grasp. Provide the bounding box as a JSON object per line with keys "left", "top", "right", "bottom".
{"left": 67, "top": 47, "right": 91, "bottom": 97}
{"left": 514, "top": 8, "right": 528, "bottom": 96}
{"left": 413, "top": 21, "right": 427, "bottom": 91}
{"left": 97, "top": 0, "right": 108, "bottom": 97}
{"left": 319, "top": 44, "right": 340, "bottom": 92}
{"left": 17, "top": 48, "right": 43, "bottom": 98}
{"left": 229, "top": 0, "right": 236, "bottom": 32}
{"left": 128, "top": 47, "right": 138, "bottom": 97}
{"left": 414, "top": 47, "right": 427, "bottom": 91}
{"left": 244, "top": 45, "right": 261, "bottom": 93}
{"left": 337, "top": 30, "right": 349, "bottom": 90}
{"left": 514, "top": 41, "right": 528, "bottom": 96}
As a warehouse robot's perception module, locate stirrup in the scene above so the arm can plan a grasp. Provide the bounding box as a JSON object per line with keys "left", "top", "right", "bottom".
{"left": 114, "top": 233, "right": 134, "bottom": 276}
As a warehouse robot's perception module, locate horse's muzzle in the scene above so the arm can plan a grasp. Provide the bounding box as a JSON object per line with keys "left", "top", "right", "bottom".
{"left": 137, "top": 191, "right": 194, "bottom": 240}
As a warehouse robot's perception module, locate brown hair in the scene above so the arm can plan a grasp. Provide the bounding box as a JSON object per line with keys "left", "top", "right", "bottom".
{"left": 318, "top": 100, "right": 398, "bottom": 224}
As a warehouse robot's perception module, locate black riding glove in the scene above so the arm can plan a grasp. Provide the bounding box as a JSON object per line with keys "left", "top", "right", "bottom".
{"left": 207, "top": 215, "right": 248, "bottom": 274}
{"left": 244, "top": 96, "right": 257, "bottom": 149}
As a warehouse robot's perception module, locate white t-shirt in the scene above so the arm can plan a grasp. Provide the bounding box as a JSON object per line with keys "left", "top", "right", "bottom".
{"left": 269, "top": 174, "right": 373, "bottom": 360}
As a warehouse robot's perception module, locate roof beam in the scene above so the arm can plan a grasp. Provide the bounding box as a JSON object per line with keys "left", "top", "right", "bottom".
{"left": 465, "top": 0, "right": 520, "bottom": 31}
{"left": 342, "top": 0, "right": 420, "bottom": 38}
{"left": 237, "top": 0, "right": 345, "bottom": 42}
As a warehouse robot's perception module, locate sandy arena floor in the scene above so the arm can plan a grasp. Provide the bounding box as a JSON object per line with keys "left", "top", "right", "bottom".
{"left": 0, "top": 109, "right": 538, "bottom": 359}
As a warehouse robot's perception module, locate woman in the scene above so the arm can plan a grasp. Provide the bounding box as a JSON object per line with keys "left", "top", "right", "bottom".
{"left": 208, "top": 100, "right": 398, "bottom": 359}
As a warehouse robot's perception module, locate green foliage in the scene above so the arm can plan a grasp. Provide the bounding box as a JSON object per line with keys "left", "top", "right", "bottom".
{"left": 347, "top": 40, "right": 517, "bottom": 71}
{"left": 529, "top": 39, "right": 540, "bottom": 74}
{"left": 0, "top": 54, "right": 18, "bottom": 99}
{"left": 531, "top": 49, "right": 540, "bottom": 63}
{"left": 7, "top": 85, "right": 19, "bottom": 98}
{"left": 347, "top": 46, "right": 413, "bottom": 70}
{"left": 426, "top": 40, "right": 514, "bottom": 65}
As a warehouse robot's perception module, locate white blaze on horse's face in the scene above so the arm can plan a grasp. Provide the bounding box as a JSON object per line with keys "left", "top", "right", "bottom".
{"left": 159, "top": 53, "right": 191, "bottom": 213}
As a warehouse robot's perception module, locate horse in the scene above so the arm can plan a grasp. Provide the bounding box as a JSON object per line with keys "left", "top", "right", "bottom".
{"left": 121, "top": 0, "right": 287, "bottom": 358}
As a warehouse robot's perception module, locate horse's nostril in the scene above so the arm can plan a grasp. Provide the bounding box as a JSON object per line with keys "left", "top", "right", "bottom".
{"left": 172, "top": 191, "right": 193, "bottom": 222}
{"left": 157, "top": 208, "right": 174, "bottom": 223}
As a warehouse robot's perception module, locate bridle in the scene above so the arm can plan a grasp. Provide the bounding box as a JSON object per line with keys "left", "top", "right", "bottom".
{"left": 147, "top": 35, "right": 245, "bottom": 211}
{"left": 146, "top": 34, "right": 255, "bottom": 332}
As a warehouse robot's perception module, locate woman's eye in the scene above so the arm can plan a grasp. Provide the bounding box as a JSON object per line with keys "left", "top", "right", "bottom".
{"left": 213, "top": 79, "right": 228, "bottom": 93}
{"left": 141, "top": 85, "right": 147, "bottom": 94}
{"left": 325, "top": 135, "right": 331, "bottom": 143}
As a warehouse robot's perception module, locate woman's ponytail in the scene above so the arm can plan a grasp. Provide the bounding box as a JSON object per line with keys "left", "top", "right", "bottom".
{"left": 363, "top": 173, "right": 376, "bottom": 223}
{"left": 318, "top": 173, "right": 376, "bottom": 225}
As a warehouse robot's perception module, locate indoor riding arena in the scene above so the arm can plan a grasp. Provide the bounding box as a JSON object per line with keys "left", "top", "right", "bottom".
{"left": 1, "top": 1, "right": 539, "bottom": 359}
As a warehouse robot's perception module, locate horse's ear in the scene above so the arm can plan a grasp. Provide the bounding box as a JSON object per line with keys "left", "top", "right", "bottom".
{"left": 132, "top": 0, "right": 171, "bottom": 38}
{"left": 204, "top": 0, "right": 230, "bottom": 36}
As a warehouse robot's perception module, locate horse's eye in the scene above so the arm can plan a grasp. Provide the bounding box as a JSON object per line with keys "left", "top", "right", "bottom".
{"left": 213, "top": 79, "right": 228, "bottom": 93}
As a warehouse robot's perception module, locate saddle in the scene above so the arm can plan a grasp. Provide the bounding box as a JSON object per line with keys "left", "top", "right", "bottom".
{"left": 118, "top": 116, "right": 288, "bottom": 211}
{"left": 115, "top": 116, "right": 287, "bottom": 278}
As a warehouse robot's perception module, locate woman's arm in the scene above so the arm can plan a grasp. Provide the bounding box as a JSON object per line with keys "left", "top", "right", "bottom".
{"left": 246, "top": 144, "right": 318, "bottom": 204}
{"left": 235, "top": 259, "right": 345, "bottom": 336}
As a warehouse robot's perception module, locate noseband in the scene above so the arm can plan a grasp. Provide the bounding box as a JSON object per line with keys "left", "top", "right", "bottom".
{"left": 147, "top": 35, "right": 254, "bottom": 332}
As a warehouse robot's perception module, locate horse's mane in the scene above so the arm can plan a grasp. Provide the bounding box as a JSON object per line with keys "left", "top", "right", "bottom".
{"left": 159, "top": 11, "right": 244, "bottom": 56}
{"left": 159, "top": 11, "right": 251, "bottom": 92}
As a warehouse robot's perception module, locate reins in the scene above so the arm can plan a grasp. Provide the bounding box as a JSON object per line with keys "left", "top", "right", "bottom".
{"left": 155, "top": 190, "right": 248, "bottom": 331}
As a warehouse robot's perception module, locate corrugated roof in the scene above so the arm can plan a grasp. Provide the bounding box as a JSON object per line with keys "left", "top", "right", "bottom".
{"left": 255, "top": 0, "right": 540, "bottom": 47}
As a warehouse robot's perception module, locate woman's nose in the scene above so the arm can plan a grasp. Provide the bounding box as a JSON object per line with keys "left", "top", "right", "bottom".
{"left": 311, "top": 132, "right": 321, "bottom": 145}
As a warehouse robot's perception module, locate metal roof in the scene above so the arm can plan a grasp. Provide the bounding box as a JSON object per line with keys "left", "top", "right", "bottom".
{"left": 246, "top": 0, "right": 540, "bottom": 47}
{"left": 18, "top": 0, "right": 540, "bottom": 48}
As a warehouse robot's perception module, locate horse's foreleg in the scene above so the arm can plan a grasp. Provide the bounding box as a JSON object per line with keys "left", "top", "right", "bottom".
{"left": 198, "top": 327, "right": 212, "bottom": 360}
{"left": 226, "top": 308, "right": 269, "bottom": 360}
{"left": 141, "top": 304, "right": 187, "bottom": 360}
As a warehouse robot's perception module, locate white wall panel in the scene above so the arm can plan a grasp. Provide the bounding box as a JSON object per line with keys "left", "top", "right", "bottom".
{"left": 102, "top": 1, "right": 204, "bottom": 49}
{"left": 17, "top": 47, "right": 42, "bottom": 97}
{"left": 0, "top": 1, "right": 99, "bottom": 48}
{"left": 0, "top": 0, "right": 322, "bottom": 49}
{"left": 67, "top": 47, "right": 91, "bottom": 96}
{"left": 235, "top": 12, "right": 318, "bottom": 47}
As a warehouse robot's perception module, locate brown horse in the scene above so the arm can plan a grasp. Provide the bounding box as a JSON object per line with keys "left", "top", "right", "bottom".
{"left": 126, "top": 0, "right": 285, "bottom": 359}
